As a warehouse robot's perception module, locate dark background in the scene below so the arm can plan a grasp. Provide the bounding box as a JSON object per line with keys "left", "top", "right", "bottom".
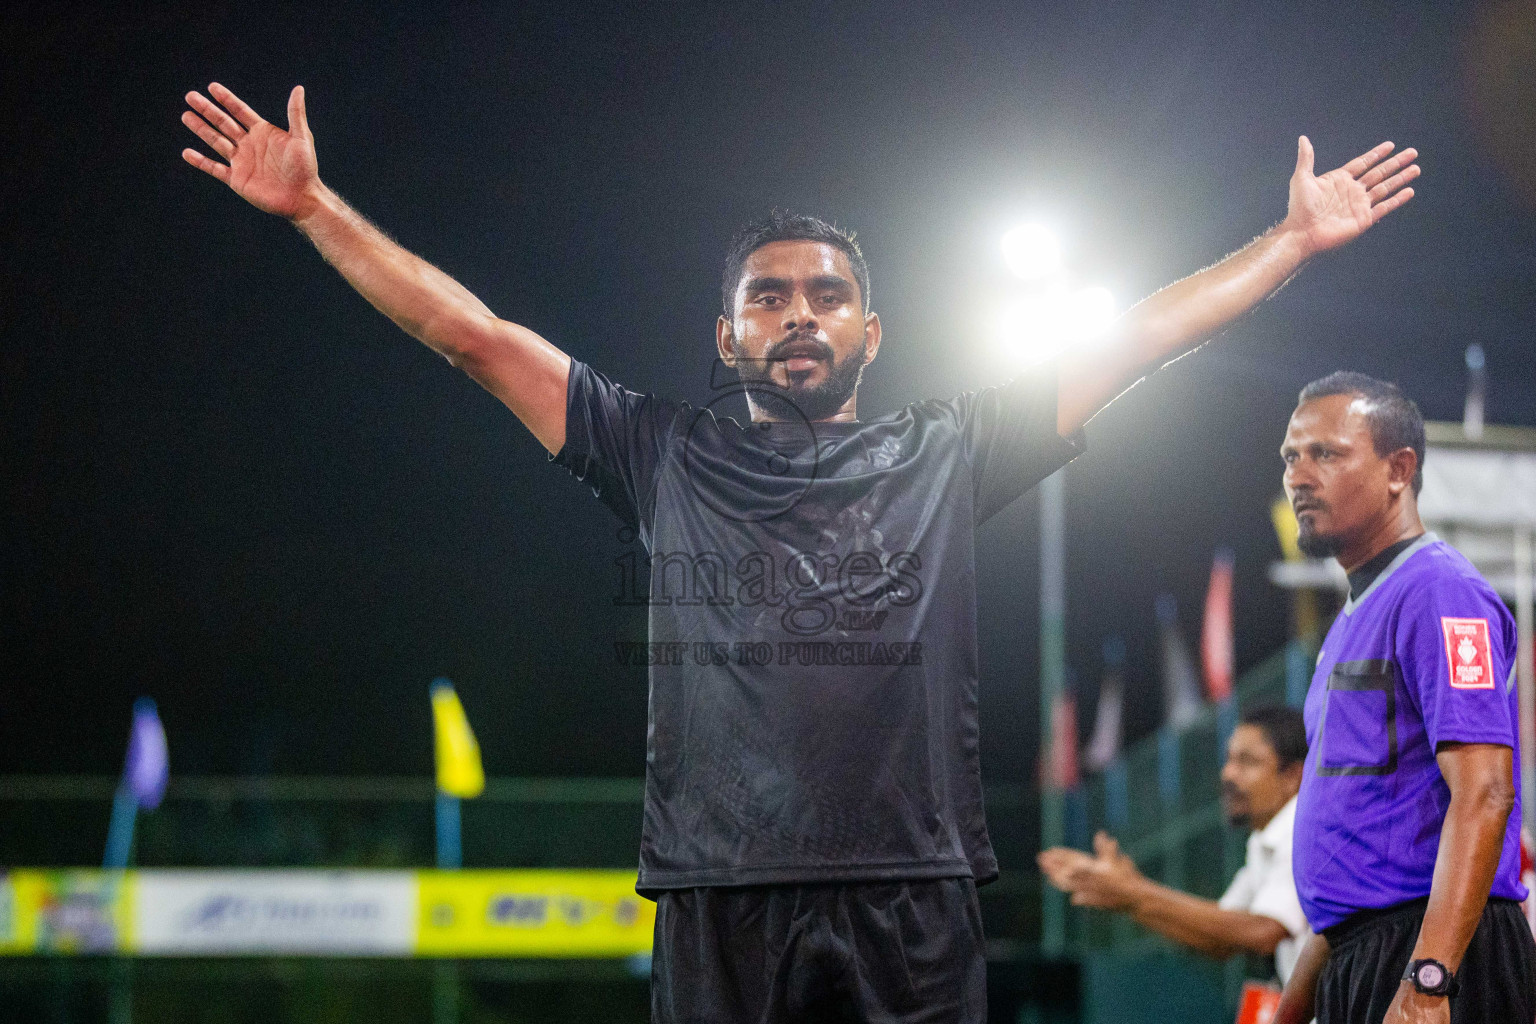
{"left": 4, "top": 1, "right": 1534, "bottom": 787}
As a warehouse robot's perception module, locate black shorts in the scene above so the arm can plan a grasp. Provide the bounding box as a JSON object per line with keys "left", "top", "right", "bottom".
{"left": 650, "top": 877, "right": 987, "bottom": 1024}
{"left": 1317, "top": 896, "right": 1536, "bottom": 1024}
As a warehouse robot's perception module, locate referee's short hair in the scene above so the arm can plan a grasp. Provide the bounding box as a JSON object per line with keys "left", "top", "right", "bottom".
{"left": 1239, "top": 705, "right": 1308, "bottom": 771}
{"left": 1297, "top": 371, "right": 1427, "bottom": 495}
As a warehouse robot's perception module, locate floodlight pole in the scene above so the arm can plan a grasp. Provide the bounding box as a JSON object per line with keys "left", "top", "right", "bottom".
{"left": 1040, "top": 468, "right": 1067, "bottom": 956}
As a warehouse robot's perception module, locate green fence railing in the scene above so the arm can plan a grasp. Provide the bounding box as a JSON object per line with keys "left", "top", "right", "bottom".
{"left": 0, "top": 774, "right": 1047, "bottom": 954}
{"left": 0, "top": 644, "right": 1310, "bottom": 1023}
{"left": 1063, "top": 640, "right": 1311, "bottom": 1016}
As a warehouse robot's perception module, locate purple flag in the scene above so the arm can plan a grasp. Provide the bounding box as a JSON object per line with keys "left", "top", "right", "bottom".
{"left": 124, "top": 698, "right": 168, "bottom": 810}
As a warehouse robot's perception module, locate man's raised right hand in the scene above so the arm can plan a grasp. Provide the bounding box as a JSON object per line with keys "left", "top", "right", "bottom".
{"left": 182, "top": 83, "right": 321, "bottom": 221}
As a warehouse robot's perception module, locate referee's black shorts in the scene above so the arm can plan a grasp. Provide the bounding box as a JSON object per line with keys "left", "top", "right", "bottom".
{"left": 649, "top": 877, "right": 987, "bottom": 1024}
{"left": 1317, "top": 895, "right": 1536, "bottom": 1023}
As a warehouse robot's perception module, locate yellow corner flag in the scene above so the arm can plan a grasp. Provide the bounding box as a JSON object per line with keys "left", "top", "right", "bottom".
{"left": 431, "top": 679, "right": 485, "bottom": 798}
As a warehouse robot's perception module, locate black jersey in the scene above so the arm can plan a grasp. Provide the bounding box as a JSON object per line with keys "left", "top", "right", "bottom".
{"left": 554, "top": 359, "right": 1084, "bottom": 892}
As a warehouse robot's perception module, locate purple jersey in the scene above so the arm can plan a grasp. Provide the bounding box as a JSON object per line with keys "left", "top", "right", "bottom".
{"left": 1294, "top": 534, "right": 1525, "bottom": 931}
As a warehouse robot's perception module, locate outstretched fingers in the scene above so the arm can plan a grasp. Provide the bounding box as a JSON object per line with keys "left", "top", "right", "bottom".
{"left": 1358, "top": 147, "right": 1417, "bottom": 190}
{"left": 1341, "top": 141, "right": 1396, "bottom": 179}
{"left": 208, "top": 82, "right": 264, "bottom": 130}
{"left": 1368, "top": 163, "right": 1421, "bottom": 204}
{"left": 181, "top": 147, "right": 230, "bottom": 183}
{"left": 1332, "top": 138, "right": 1420, "bottom": 221}
{"left": 186, "top": 90, "right": 245, "bottom": 141}
{"left": 181, "top": 110, "right": 235, "bottom": 159}
{"left": 1371, "top": 186, "right": 1415, "bottom": 223}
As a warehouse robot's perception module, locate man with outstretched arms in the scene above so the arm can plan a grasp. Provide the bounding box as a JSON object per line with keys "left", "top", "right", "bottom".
{"left": 181, "top": 82, "right": 1417, "bottom": 1022}
{"left": 1270, "top": 375, "right": 1535, "bottom": 1024}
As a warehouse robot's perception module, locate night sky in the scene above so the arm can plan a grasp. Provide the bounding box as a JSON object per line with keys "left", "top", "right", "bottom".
{"left": 4, "top": 2, "right": 1535, "bottom": 783}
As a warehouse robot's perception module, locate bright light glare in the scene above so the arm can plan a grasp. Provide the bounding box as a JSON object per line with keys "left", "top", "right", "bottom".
{"left": 996, "top": 286, "right": 1118, "bottom": 365}
{"left": 1073, "top": 286, "right": 1117, "bottom": 334}
{"left": 1000, "top": 224, "right": 1062, "bottom": 281}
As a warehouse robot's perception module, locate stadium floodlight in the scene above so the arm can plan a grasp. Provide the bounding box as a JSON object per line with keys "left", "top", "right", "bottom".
{"left": 995, "top": 219, "right": 1112, "bottom": 957}
{"left": 1000, "top": 223, "right": 1063, "bottom": 281}
{"left": 1071, "top": 285, "right": 1117, "bottom": 335}
{"left": 997, "top": 285, "right": 1118, "bottom": 365}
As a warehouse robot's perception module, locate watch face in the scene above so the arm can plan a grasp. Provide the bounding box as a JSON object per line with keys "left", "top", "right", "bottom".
{"left": 1416, "top": 963, "right": 1445, "bottom": 989}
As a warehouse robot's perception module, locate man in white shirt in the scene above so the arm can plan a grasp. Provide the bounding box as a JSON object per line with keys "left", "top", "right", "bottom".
{"left": 1039, "top": 705, "right": 1311, "bottom": 982}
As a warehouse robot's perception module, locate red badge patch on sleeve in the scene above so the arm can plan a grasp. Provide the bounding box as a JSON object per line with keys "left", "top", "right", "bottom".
{"left": 1441, "top": 617, "right": 1495, "bottom": 690}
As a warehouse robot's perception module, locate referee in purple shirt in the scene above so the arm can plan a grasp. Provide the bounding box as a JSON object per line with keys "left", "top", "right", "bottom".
{"left": 1273, "top": 373, "right": 1536, "bottom": 1024}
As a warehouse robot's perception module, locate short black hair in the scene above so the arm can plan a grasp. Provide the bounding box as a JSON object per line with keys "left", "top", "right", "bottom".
{"left": 1239, "top": 704, "right": 1308, "bottom": 771}
{"left": 721, "top": 212, "right": 870, "bottom": 318}
{"left": 1298, "top": 371, "right": 1427, "bottom": 495}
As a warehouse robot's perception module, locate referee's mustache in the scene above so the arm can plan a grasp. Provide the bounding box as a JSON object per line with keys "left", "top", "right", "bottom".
{"left": 1291, "top": 491, "right": 1327, "bottom": 515}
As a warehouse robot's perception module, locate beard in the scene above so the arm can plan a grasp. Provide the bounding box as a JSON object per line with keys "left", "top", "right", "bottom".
{"left": 1296, "top": 515, "right": 1344, "bottom": 559}
{"left": 1221, "top": 782, "right": 1252, "bottom": 829}
{"left": 734, "top": 334, "right": 867, "bottom": 422}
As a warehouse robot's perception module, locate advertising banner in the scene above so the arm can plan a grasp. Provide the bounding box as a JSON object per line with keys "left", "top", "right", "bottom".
{"left": 1, "top": 870, "right": 131, "bottom": 955}
{"left": 134, "top": 871, "right": 416, "bottom": 956}
{"left": 0, "top": 869, "right": 651, "bottom": 958}
{"left": 417, "top": 870, "right": 653, "bottom": 958}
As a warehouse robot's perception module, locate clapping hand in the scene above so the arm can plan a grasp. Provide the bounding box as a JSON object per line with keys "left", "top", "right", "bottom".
{"left": 1037, "top": 831, "right": 1143, "bottom": 911}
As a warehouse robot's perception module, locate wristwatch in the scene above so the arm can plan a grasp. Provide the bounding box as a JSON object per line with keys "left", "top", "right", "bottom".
{"left": 1403, "top": 958, "right": 1459, "bottom": 997}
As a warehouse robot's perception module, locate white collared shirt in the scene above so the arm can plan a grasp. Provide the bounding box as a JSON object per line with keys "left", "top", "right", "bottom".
{"left": 1218, "top": 795, "right": 1312, "bottom": 983}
